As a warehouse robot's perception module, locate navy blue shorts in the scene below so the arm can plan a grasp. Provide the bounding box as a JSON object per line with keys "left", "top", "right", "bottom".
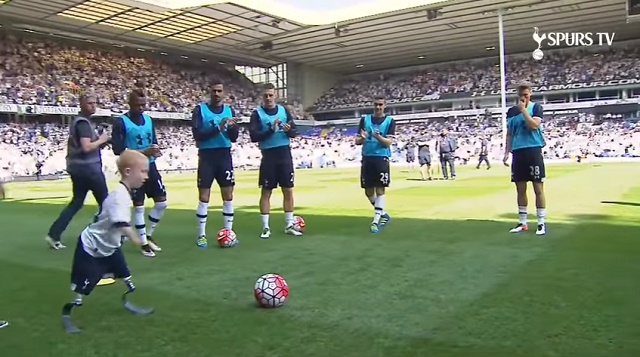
{"left": 132, "top": 161, "right": 166, "bottom": 202}
{"left": 258, "top": 151, "right": 294, "bottom": 190}
{"left": 511, "top": 147, "right": 546, "bottom": 183}
{"left": 360, "top": 156, "right": 390, "bottom": 188}
{"left": 70, "top": 237, "right": 131, "bottom": 296}
{"left": 197, "top": 149, "right": 235, "bottom": 189}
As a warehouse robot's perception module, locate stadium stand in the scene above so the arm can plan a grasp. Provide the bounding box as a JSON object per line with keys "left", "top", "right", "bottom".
{"left": 312, "top": 48, "right": 640, "bottom": 110}
{"left": 1, "top": 34, "right": 640, "bottom": 180}
{"left": 0, "top": 33, "right": 260, "bottom": 114}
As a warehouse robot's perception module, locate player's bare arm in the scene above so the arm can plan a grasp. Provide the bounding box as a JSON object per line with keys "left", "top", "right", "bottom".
{"left": 503, "top": 133, "right": 512, "bottom": 165}
{"left": 504, "top": 133, "right": 512, "bottom": 152}
{"left": 503, "top": 117, "right": 512, "bottom": 164}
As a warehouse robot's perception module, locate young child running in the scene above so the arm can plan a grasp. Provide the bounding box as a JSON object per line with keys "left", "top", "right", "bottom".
{"left": 62, "top": 150, "right": 154, "bottom": 333}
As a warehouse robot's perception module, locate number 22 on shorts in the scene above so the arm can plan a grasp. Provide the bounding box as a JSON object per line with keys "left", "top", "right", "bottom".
{"left": 224, "top": 170, "right": 235, "bottom": 183}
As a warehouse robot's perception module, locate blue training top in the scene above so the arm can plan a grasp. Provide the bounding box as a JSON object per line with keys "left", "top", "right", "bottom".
{"left": 120, "top": 113, "right": 156, "bottom": 163}
{"left": 362, "top": 114, "right": 393, "bottom": 158}
{"left": 507, "top": 102, "right": 545, "bottom": 151}
{"left": 256, "top": 104, "right": 290, "bottom": 150}
{"left": 197, "top": 103, "right": 233, "bottom": 149}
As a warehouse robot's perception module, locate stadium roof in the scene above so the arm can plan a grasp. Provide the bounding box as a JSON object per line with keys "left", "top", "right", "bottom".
{"left": 252, "top": 0, "right": 640, "bottom": 73}
{"left": 0, "top": 0, "right": 311, "bottom": 67}
{"left": 0, "top": 0, "right": 638, "bottom": 73}
{"left": 132, "top": 0, "right": 448, "bottom": 25}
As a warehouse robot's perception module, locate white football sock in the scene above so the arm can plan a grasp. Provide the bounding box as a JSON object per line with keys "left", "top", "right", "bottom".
{"left": 284, "top": 211, "right": 294, "bottom": 227}
{"left": 373, "top": 195, "right": 386, "bottom": 223}
{"left": 134, "top": 206, "right": 147, "bottom": 245}
{"left": 518, "top": 206, "right": 528, "bottom": 225}
{"left": 196, "top": 201, "right": 208, "bottom": 236}
{"left": 222, "top": 200, "right": 234, "bottom": 230}
{"left": 147, "top": 201, "right": 167, "bottom": 237}
{"left": 536, "top": 208, "right": 546, "bottom": 225}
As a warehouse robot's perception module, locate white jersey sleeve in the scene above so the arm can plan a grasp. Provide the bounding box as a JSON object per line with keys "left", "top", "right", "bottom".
{"left": 81, "top": 183, "right": 132, "bottom": 257}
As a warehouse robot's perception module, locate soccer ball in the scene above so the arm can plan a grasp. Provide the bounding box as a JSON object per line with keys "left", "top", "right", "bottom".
{"left": 292, "top": 216, "right": 305, "bottom": 232}
{"left": 254, "top": 273, "right": 289, "bottom": 308}
{"left": 217, "top": 228, "right": 238, "bottom": 248}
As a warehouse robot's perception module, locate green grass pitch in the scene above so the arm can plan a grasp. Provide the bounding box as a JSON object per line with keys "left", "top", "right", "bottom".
{"left": 1, "top": 163, "right": 640, "bottom": 357}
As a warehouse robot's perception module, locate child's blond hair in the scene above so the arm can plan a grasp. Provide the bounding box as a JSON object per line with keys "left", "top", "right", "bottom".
{"left": 117, "top": 150, "right": 147, "bottom": 174}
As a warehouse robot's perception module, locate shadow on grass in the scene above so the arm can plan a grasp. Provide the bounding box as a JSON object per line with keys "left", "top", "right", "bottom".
{"left": 405, "top": 178, "right": 446, "bottom": 182}
{"left": 1, "top": 201, "right": 639, "bottom": 357}
{"left": 496, "top": 212, "right": 640, "bottom": 226}
{"left": 601, "top": 200, "right": 640, "bottom": 207}
{"left": 6, "top": 196, "right": 71, "bottom": 203}
{"left": 233, "top": 205, "right": 316, "bottom": 212}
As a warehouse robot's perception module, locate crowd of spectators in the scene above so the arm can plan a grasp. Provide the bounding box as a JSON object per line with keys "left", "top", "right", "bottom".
{"left": 3, "top": 32, "right": 639, "bottom": 116}
{"left": 313, "top": 48, "right": 640, "bottom": 109}
{"left": 0, "top": 33, "right": 306, "bottom": 118}
{"left": 1, "top": 33, "right": 639, "bottom": 180}
{"left": 1, "top": 114, "right": 638, "bottom": 179}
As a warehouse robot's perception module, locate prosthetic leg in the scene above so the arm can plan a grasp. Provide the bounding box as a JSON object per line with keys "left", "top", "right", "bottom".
{"left": 122, "top": 285, "right": 154, "bottom": 315}
{"left": 62, "top": 301, "right": 82, "bottom": 334}
{"left": 62, "top": 281, "right": 153, "bottom": 334}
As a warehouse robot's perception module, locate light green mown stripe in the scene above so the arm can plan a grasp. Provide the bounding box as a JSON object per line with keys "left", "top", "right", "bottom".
{"left": 421, "top": 164, "right": 640, "bottom": 355}
{"left": 1, "top": 163, "right": 638, "bottom": 356}
{"left": 420, "top": 163, "right": 640, "bottom": 222}
{"left": 130, "top": 167, "right": 640, "bottom": 337}
{"left": 0, "top": 163, "right": 588, "bottom": 211}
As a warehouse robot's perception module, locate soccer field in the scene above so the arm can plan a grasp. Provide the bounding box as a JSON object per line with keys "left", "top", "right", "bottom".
{"left": 1, "top": 163, "right": 640, "bottom": 357}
